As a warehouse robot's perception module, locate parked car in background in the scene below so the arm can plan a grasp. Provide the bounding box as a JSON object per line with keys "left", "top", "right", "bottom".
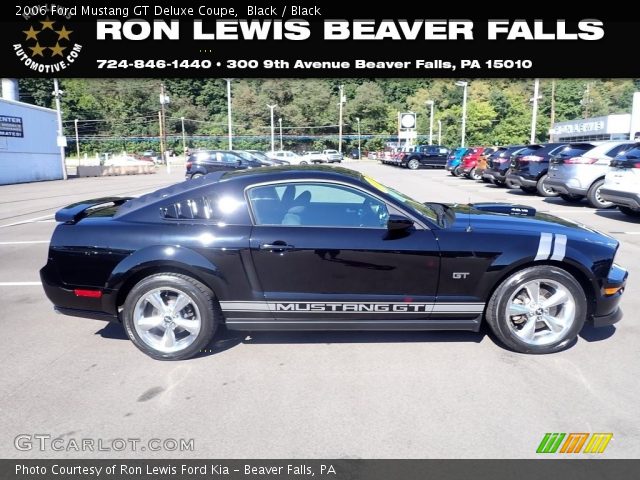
{"left": 349, "top": 148, "right": 361, "bottom": 159}
{"left": 322, "top": 149, "right": 343, "bottom": 163}
{"left": 506, "top": 143, "right": 568, "bottom": 196}
{"left": 600, "top": 142, "right": 640, "bottom": 217}
{"left": 445, "top": 148, "right": 469, "bottom": 176}
{"left": 140, "top": 150, "right": 159, "bottom": 163}
{"left": 546, "top": 141, "right": 634, "bottom": 208}
{"left": 400, "top": 145, "right": 450, "bottom": 169}
{"left": 482, "top": 145, "right": 527, "bottom": 186}
{"left": 245, "top": 150, "right": 289, "bottom": 166}
{"left": 105, "top": 155, "right": 154, "bottom": 167}
{"left": 266, "top": 150, "right": 307, "bottom": 165}
{"left": 460, "top": 147, "right": 490, "bottom": 180}
{"left": 185, "top": 150, "right": 264, "bottom": 179}
{"left": 302, "top": 151, "right": 327, "bottom": 164}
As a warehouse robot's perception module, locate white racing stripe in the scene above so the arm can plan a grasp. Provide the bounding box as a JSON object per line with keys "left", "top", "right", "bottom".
{"left": 219, "top": 301, "right": 485, "bottom": 314}
{"left": 534, "top": 232, "right": 553, "bottom": 261}
{"left": 550, "top": 234, "right": 567, "bottom": 261}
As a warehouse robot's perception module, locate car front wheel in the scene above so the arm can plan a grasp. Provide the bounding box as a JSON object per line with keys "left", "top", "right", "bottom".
{"left": 485, "top": 266, "right": 586, "bottom": 354}
{"left": 122, "top": 273, "right": 218, "bottom": 360}
{"left": 469, "top": 168, "right": 482, "bottom": 181}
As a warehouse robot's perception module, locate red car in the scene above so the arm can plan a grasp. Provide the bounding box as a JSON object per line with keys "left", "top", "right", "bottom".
{"left": 460, "top": 147, "right": 492, "bottom": 180}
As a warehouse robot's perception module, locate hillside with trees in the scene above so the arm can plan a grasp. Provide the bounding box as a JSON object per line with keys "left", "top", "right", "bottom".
{"left": 17, "top": 78, "right": 640, "bottom": 155}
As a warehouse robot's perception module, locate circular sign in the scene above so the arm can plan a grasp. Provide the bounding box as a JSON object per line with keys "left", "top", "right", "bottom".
{"left": 400, "top": 113, "right": 416, "bottom": 129}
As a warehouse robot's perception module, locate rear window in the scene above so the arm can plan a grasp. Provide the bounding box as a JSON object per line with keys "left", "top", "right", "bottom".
{"left": 516, "top": 146, "right": 544, "bottom": 156}
{"left": 606, "top": 143, "right": 634, "bottom": 157}
{"left": 554, "top": 144, "right": 594, "bottom": 158}
{"left": 616, "top": 146, "right": 640, "bottom": 159}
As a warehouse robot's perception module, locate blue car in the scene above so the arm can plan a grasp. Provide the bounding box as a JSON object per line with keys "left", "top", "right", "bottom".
{"left": 446, "top": 147, "right": 469, "bottom": 176}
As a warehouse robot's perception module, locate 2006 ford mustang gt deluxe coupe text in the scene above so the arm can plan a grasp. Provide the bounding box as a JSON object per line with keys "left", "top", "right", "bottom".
{"left": 41, "top": 166, "right": 627, "bottom": 360}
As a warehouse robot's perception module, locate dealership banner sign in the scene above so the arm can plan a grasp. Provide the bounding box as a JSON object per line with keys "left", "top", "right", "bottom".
{"left": 1, "top": 3, "right": 638, "bottom": 77}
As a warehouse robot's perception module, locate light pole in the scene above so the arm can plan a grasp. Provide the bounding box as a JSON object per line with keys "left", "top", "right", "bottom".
{"left": 159, "top": 83, "right": 170, "bottom": 171}
{"left": 438, "top": 119, "right": 442, "bottom": 145}
{"left": 278, "top": 117, "right": 283, "bottom": 150}
{"left": 267, "top": 104, "right": 277, "bottom": 152}
{"left": 425, "top": 100, "right": 434, "bottom": 145}
{"left": 455, "top": 80, "right": 468, "bottom": 147}
{"left": 338, "top": 84, "right": 345, "bottom": 153}
{"left": 224, "top": 78, "right": 233, "bottom": 150}
{"left": 356, "top": 117, "right": 361, "bottom": 159}
{"left": 180, "top": 116, "right": 187, "bottom": 158}
{"left": 74, "top": 118, "right": 80, "bottom": 159}
{"left": 530, "top": 78, "right": 541, "bottom": 144}
{"left": 52, "top": 79, "right": 67, "bottom": 180}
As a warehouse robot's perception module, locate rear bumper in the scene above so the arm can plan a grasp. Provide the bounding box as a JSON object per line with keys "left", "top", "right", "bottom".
{"left": 545, "top": 179, "right": 588, "bottom": 196}
{"left": 506, "top": 173, "right": 537, "bottom": 188}
{"left": 600, "top": 188, "right": 640, "bottom": 210}
{"left": 482, "top": 170, "right": 506, "bottom": 182}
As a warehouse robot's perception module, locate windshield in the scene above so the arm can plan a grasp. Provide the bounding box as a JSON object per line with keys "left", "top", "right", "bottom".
{"left": 364, "top": 176, "right": 439, "bottom": 223}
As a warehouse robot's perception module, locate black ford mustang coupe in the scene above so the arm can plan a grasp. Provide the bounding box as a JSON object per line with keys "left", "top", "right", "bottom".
{"left": 41, "top": 166, "right": 627, "bottom": 360}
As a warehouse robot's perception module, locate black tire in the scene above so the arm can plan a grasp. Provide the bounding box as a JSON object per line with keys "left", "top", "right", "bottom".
{"left": 453, "top": 165, "right": 463, "bottom": 177}
{"left": 586, "top": 179, "right": 613, "bottom": 209}
{"left": 122, "top": 273, "right": 218, "bottom": 360}
{"left": 190, "top": 173, "right": 204, "bottom": 179}
{"left": 536, "top": 174, "right": 559, "bottom": 197}
{"left": 559, "top": 193, "right": 584, "bottom": 203}
{"left": 469, "top": 168, "right": 482, "bottom": 181}
{"left": 520, "top": 186, "right": 537, "bottom": 194}
{"left": 619, "top": 206, "right": 640, "bottom": 217}
{"left": 299, "top": 161, "right": 308, "bottom": 165}
{"left": 485, "top": 266, "right": 586, "bottom": 354}
{"left": 407, "top": 158, "right": 420, "bottom": 170}
{"left": 505, "top": 178, "right": 518, "bottom": 189}
{"left": 481, "top": 176, "right": 491, "bottom": 183}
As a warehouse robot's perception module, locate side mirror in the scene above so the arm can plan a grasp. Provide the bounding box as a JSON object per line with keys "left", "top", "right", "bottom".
{"left": 237, "top": 159, "right": 243, "bottom": 166}
{"left": 387, "top": 214, "right": 414, "bottom": 231}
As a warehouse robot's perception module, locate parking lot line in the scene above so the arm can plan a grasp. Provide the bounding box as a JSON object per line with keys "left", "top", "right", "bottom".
{"left": 0, "top": 282, "right": 41, "bottom": 286}
{"left": 610, "top": 232, "right": 640, "bottom": 235}
{"left": 0, "top": 240, "right": 49, "bottom": 245}
{"left": 0, "top": 214, "right": 55, "bottom": 228}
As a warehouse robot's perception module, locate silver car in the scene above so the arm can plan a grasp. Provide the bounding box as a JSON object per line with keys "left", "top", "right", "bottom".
{"left": 546, "top": 141, "right": 635, "bottom": 208}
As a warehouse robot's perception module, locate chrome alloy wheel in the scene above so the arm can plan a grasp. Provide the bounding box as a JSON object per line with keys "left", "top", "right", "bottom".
{"left": 133, "top": 287, "right": 201, "bottom": 353}
{"left": 505, "top": 279, "right": 576, "bottom": 346}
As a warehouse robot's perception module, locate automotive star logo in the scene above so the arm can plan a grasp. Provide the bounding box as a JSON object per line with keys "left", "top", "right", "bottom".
{"left": 13, "top": 17, "right": 82, "bottom": 73}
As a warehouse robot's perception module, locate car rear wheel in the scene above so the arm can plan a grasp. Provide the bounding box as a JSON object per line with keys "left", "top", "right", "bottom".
{"left": 122, "top": 273, "right": 218, "bottom": 360}
{"left": 469, "top": 168, "right": 482, "bottom": 181}
{"left": 486, "top": 266, "right": 586, "bottom": 354}
{"left": 453, "top": 165, "right": 463, "bottom": 177}
{"left": 299, "top": 161, "right": 308, "bottom": 165}
{"left": 619, "top": 206, "right": 640, "bottom": 217}
{"left": 407, "top": 159, "right": 420, "bottom": 170}
{"left": 536, "top": 174, "right": 559, "bottom": 197}
{"left": 559, "top": 193, "right": 584, "bottom": 203}
{"left": 191, "top": 173, "right": 204, "bottom": 179}
{"left": 587, "top": 179, "right": 613, "bottom": 209}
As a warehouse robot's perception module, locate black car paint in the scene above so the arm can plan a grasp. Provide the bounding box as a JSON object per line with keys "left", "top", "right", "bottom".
{"left": 505, "top": 143, "right": 567, "bottom": 187}
{"left": 41, "top": 166, "right": 626, "bottom": 332}
{"left": 400, "top": 145, "right": 450, "bottom": 167}
{"left": 482, "top": 145, "right": 526, "bottom": 183}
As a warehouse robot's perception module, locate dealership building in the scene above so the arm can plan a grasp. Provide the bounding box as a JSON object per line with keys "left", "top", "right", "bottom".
{"left": 549, "top": 92, "right": 640, "bottom": 143}
{"left": 0, "top": 79, "right": 64, "bottom": 185}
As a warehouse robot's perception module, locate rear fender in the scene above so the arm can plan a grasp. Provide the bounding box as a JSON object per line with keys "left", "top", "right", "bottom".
{"left": 102, "top": 245, "right": 227, "bottom": 314}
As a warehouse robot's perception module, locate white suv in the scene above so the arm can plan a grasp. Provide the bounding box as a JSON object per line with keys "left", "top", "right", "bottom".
{"left": 266, "top": 150, "right": 307, "bottom": 165}
{"left": 600, "top": 142, "right": 640, "bottom": 217}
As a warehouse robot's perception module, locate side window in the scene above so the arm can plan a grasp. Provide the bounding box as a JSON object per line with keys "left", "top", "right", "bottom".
{"left": 160, "top": 193, "right": 247, "bottom": 223}
{"left": 248, "top": 183, "right": 389, "bottom": 228}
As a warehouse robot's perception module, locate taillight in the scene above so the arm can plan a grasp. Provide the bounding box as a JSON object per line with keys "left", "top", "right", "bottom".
{"left": 186, "top": 161, "right": 192, "bottom": 169}
{"left": 523, "top": 155, "right": 543, "bottom": 162}
{"left": 563, "top": 157, "right": 598, "bottom": 164}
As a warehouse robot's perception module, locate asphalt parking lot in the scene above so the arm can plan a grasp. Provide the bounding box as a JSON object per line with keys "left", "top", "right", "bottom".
{"left": 1, "top": 162, "right": 639, "bottom": 459}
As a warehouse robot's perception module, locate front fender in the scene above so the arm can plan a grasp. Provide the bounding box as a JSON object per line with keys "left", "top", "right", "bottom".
{"left": 102, "top": 245, "right": 227, "bottom": 314}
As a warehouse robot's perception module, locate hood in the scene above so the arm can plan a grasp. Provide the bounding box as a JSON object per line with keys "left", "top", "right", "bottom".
{"left": 442, "top": 202, "right": 609, "bottom": 238}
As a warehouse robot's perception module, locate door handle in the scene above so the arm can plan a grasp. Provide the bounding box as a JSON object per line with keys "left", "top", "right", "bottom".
{"left": 260, "top": 243, "right": 295, "bottom": 251}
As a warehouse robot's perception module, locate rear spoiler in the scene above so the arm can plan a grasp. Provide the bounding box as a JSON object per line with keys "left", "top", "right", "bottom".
{"left": 471, "top": 202, "right": 536, "bottom": 216}
{"left": 55, "top": 197, "right": 132, "bottom": 224}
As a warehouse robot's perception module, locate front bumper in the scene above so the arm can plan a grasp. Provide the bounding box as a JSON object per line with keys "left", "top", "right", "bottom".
{"left": 600, "top": 188, "right": 640, "bottom": 210}
{"left": 506, "top": 173, "right": 537, "bottom": 188}
{"left": 590, "top": 263, "right": 628, "bottom": 327}
{"left": 590, "top": 307, "right": 623, "bottom": 327}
